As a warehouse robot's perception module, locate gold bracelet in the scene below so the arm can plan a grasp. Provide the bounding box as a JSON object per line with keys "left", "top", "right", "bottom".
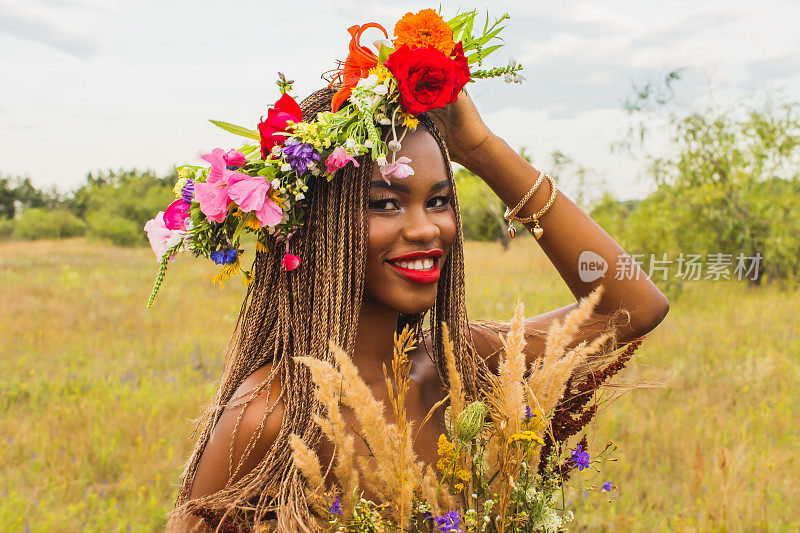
{"left": 516, "top": 172, "right": 557, "bottom": 240}
{"left": 503, "top": 170, "right": 545, "bottom": 238}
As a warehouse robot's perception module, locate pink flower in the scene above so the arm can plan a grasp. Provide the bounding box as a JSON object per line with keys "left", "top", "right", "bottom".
{"left": 223, "top": 149, "right": 247, "bottom": 168}
{"left": 227, "top": 174, "right": 284, "bottom": 227}
{"left": 325, "top": 146, "right": 360, "bottom": 174}
{"left": 282, "top": 252, "right": 301, "bottom": 271}
{"left": 144, "top": 211, "right": 179, "bottom": 261}
{"left": 379, "top": 156, "right": 414, "bottom": 184}
{"left": 194, "top": 148, "right": 248, "bottom": 223}
{"left": 163, "top": 199, "right": 190, "bottom": 231}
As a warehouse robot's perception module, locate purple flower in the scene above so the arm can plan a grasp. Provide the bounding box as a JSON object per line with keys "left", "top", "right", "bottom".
{"left": 181, "top": 179, "right": 194, "bottom": 204}
{"left": 329, "top": 496, "right": 342, "bottom": 516}
{"left": 282, "top": 139, "right": 320, "bottom": 174}
{"left": 571, "top": 444, "right": 590, "bottom": 471}
{"left": 210, "top": 249, "right": 238, "bottom": 265}
{"left": 602, "top": 481, "right": 614, "bottom": 492}
{"left": 524, "top": 405, "right": 534, "bottom": 420}
{"left": 434, "top": 510, "right": 461, "bottom": 532}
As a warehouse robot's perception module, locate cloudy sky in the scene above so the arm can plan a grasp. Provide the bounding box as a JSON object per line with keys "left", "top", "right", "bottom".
{"left": 1, "top": 0, "right": 799, "bottom": 200}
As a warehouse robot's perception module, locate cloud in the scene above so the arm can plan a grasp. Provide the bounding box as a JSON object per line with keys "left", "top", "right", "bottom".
{"left": 0, "top": 0, "right": 102, "bottom": 58}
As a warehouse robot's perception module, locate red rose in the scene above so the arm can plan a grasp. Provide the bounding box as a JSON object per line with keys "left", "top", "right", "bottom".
{"left": 383, "top": 42, "right": 470, "bottom": 116}
{"left": 258, "top": 93, "right": 303, "bottom": 159}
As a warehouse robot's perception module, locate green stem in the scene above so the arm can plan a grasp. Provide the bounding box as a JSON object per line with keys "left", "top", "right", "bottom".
{"left": 146, "top": 254, "right": 169, "bottom": 309}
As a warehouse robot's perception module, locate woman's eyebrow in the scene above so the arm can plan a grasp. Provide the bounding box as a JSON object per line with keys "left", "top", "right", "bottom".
{"left": 430, "top": 179, "right": 450, "bottom": 192}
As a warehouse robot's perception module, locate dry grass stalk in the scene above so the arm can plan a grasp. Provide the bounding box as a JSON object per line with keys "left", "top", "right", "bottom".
{"left": 527, "top": 286, "right": 606, "bottom": 421}
{"left": 288, "top": 434, "right": 323, "bottom": 491}
{"left": 293, "top": 356, "right": 359, "bottom": 515}
{"left": 442, "top": 323, "right": 465, "bottom": 425}
{"left": 292, "top": 328, "right": 432, "bottom": 527}
{"left": 382, "top": 326, "right": 418, "bottom": 530}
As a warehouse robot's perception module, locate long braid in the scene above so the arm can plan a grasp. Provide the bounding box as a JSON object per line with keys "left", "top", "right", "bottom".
{"left": 169, "top": 88, "right": 489, "bottom": 531}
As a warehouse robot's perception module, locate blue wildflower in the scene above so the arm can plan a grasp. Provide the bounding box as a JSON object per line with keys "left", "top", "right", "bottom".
{"left": 181, "top": 179, "right": 194, "bottom": 205}
{"left": 602, "top": 481, "right": 614, "bottom": 492}
{"left": 524, "top": 405, "right": 534, "bottom": 420}
{"left": 434, "top": 510, "right": 461, "bottom": 532}
{"left": 210, "top": 249, "right": 238, "bottom": 265}
{"left": 282, "top": 139, "right": 320, "bottom": 175}
{"left": 571, "top": 444, "right": 590, "bottom": 471}
{"left": 329, "top": 496, "right": 342, "bottom": 516}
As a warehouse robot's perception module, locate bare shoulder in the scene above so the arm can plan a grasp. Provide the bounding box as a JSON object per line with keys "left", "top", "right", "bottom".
{"left": 187, "top": 362, "right": 285, "bottom": 500}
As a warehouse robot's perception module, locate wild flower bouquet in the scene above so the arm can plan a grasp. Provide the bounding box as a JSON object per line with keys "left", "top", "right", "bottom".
{"left": 289, "top": 286, "right": 643, "bottom": 532}
{"left": 143, "top": 8, "right": 525, "bottom": 307}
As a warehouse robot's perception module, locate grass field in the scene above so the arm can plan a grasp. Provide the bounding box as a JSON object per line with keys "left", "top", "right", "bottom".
{"left": 1, "top": 238, "right": 798, "bottom": 532}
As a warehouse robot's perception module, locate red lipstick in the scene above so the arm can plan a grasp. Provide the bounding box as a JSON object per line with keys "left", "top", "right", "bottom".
{"left": 386, "top": 249, "right": 443, "bottom": 285}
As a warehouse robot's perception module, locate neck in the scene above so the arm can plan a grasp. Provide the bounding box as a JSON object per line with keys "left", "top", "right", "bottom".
{"left": 352, "top": 297, "right": 400, "bottom": 384}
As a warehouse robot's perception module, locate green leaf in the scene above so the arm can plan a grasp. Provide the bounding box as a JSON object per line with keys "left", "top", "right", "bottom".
{"left": 209, "top": 120, "right": 260, "bottom": 140}
{"left": 378, "top": 44, "right": 394, "bottom": 64}
{"left": 467, "top": 44, "right": 502, "bottom": 65}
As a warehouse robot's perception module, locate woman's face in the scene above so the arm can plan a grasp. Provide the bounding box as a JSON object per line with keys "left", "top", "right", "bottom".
{"left": 363, "top": 126, "right": 458, "bottom": 315}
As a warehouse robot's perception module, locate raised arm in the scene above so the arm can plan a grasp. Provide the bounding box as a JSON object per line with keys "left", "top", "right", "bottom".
{"left": 429, "top": 90, "right": 669, "bottom": 368}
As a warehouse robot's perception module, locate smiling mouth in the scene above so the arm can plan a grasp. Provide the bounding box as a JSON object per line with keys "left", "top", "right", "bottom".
{"left": 385, "top": 250, "right": 443, "bottom": 284}
{"left": 388, "top": 258, "right": 436, "bottom": 271}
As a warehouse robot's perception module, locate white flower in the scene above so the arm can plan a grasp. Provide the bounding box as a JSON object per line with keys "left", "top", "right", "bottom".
{"left": 388, "top": 140, "right": 401, "bottom": 152}
{"left": 271, "top": 146, "right": 283, "bottom": 158}
{"left": 295, "top": 192, "right": 305, "bottom": 200}
{"left": 504, "top": 73, "right": 513, "bottom": 83}
{"left": 379, "top": 117, "right": 392, "bottom": 126}
{"left": 376, "top": 156, "right": 387, "bottom": 166}
{"left": 364, "top": 139, "right": 374, "bottom": 148}
{"left": 280, "top": 163, "right": 291, "bottom": 172}
{"left": 271, "top": 178, "right": 280, "bottom": 188}
{"left": 373, "top": 84, "right": 388, "bottom": 96}
{"left": 345, "top": 138, "right": 356, "bottom": 149}
{"left": 311, "top": 168, "right": 320, "bottom": 176}
{"left": 514, "top": 73, "right": 526, "bottom": 84}
{"left": 508, "top": 57, "right": 517, "bottom": 68}
{"left": 165, "top": 230, "right": 186, "bottom": 250}
{"left": 357, "top": 74, "right": 378, "bottom": 88}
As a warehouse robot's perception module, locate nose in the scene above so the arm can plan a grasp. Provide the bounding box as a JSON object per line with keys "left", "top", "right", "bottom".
{"left": 400, "top": 206, "right": 440, "bottom": 244}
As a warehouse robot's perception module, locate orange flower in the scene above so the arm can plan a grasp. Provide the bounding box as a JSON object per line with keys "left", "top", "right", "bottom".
{"left": 327, "top": 23, "right": 388, "bottom": 112}
{"left": 393, "top": 8, "right": 455, "bottom": 56}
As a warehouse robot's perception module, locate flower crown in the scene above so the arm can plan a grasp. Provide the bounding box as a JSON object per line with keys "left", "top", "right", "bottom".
{"left": 144, "top": 8, "right": 524, "bottom": 308}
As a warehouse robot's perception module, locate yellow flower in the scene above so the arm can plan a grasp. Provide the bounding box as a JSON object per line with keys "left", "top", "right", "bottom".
{"left": 508, "top": 430, "right": 544, "bottom": 446}
{"left": 400, "top": 112, "right": 419, "bottom": 130}
{"left": 270, "top": 189, "right": 287, "bottom": 211}
{"left": 369, "top": 65, "right": 393, "bottom": 84}
{"left": 244, "top": 215, "right": 261, "bottom": 230}
{"left": 436, "top": 434, "right": 470, "bottom": 494}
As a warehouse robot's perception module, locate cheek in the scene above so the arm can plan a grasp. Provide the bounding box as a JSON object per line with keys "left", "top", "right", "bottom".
{"left": 366, "top": 215, "right": 397, "bottom": 260}
{"left": 439, "top": 210, "right": 458, "bottom": 250}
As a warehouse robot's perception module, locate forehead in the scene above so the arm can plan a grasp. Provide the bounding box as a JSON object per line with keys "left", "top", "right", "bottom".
{"left": 370, "top": 126, "right": 450, "bottom": 190}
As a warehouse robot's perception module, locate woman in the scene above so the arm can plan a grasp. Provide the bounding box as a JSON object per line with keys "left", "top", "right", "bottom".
{"left": 168, "top": 86, "right": 669, "bottom": 532}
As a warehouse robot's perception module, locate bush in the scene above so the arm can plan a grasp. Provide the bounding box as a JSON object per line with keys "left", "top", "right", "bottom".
{"left": 13, "top": 208, "right": 86, "bottom": 240}
{"left": 455, "top": 168, "right": 508, "bottom": 242}
{"left": 85, "top": 209, "right": 145, "bottom": 247}
{"left": 0, "top": 218, "right": 13, "bottom": 239}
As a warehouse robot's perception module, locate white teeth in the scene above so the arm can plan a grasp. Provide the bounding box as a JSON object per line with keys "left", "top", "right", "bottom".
{"left": 392, "top": 258, "right": 435, "bottom": 271}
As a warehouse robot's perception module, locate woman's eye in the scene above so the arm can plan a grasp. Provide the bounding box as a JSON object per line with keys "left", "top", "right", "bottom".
{"left": 428, "top": 195, "right": 452, "bottom": 208}
{"left": 369, "top": 199, "right": 399, "bottom": 211}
